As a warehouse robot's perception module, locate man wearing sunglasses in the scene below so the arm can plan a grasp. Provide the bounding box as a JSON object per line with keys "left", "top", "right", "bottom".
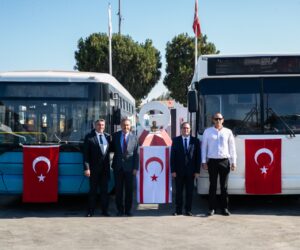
{"left": 201, "top": 112, "right": 237, "bottom": 216}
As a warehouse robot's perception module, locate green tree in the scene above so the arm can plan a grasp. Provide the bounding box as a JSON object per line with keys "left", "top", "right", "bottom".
{"left": 164, "top": 33, "right": 219, "bottom": 105}
{"left": 74, "top": 33, "right": 162, "bottom": 102}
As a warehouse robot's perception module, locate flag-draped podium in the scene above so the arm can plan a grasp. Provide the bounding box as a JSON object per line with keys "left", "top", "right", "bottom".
{"left": 137, "top": 146, "right": 172, "bottom": 204}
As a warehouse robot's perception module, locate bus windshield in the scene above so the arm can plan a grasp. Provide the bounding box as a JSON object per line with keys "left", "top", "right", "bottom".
{"left": 198, "top": 77, "right": 300, "bottom": 134}
{"left": 0, "top": 81, "right": 109, "bottom": 147}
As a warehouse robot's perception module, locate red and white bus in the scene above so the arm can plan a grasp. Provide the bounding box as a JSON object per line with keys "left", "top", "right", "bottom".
{"left": 188, "top": 54, "right": 300, "bottom": 194}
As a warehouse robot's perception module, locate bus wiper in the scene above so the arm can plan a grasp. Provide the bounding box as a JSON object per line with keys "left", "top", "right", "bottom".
{"left": 54, "top": 133, "right": 62, "bottom": 143}
{"left": 233, "top": 107, "right": 258, "bottom": 135}
{"left": 54, "top": 133, "right": 83, "bottom": 144}
{"left": 266, "top": 108, "right": 296, "bottom": 138}
{"left": 0, "top": 122, "right": 27, "bottom": 142}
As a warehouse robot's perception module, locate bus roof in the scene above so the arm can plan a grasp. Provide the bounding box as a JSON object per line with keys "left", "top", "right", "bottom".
{"left": 191, "top": 53, "right": 300, "bottom": 85}
{"left": 199, "top": 53, "right": 300, "bottom": 59}
{"left": 0, "top": 71, "right": 135, "bottom": 104}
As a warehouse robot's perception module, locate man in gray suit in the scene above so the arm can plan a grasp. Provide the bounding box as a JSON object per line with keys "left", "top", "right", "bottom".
{"left": 111, "top": 118, "right": 139, "bottom": 216}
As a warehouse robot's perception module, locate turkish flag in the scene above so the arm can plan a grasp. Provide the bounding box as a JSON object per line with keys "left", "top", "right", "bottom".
{"left": 23, "top": 145, "right": 60, "bottom": 202}
{"left": 245, "top": 139, "right": 281, "bottom": 194}
{"left": 137, "top": 146, "right": 172, "bottom": 204}
{"left": 193, "top": 0, "right": 201, "bottom": 37}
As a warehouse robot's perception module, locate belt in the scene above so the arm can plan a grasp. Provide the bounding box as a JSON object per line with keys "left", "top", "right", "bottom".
{"left": 208, "top": 158, "right": 228, "bottom": 161}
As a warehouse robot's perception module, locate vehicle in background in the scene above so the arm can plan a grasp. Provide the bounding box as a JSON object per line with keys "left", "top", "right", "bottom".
{"left": 0, "top": 71, "right": 135, "bottom": 194}
{"left": 188, "top": 54, "right": 300, "bottom": 194}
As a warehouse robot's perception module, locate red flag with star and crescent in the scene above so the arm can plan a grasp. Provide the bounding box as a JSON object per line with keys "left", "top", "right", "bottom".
{"left": 137, "top": 146, "right": 172, "bottom": 204}
{"left": 245, "top": 139, "right": 281, "bottom": 194}
{"left": 23, "top": 145, "right": 60, "bottom": 202}
{"left": 193, "top": 0, "right": 201, "bottom": 37}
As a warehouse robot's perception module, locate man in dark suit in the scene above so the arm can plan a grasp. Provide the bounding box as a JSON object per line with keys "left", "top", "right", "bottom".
{"left": 83, "top": 119, "right": 111, "bottom": 217}
{"left": 111, "top": 118, "right": 139, "bottom": 216}
{"left": 171, "top": 122, "right": 200, "bottom": 216}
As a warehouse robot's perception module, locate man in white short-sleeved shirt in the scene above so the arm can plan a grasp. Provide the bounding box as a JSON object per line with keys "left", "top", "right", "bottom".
{"left": 201, "top": 112, "right": 237, "bottom": 216}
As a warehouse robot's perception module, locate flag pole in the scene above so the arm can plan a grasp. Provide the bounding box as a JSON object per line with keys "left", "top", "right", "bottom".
{"left": 108, "top": 3, "right": 112, "bottom": 75}
{"left": 118, "top": 0, "right": 122, "bottom": 34}
{"left": 195, "top": 26, "right": 198, "bottom": 69}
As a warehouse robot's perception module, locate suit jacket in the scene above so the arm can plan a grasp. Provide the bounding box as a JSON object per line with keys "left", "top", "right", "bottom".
{"left": 83, "top": 129, "right": 111, "bottom": 175}
{"left": 111, "top": 130, "right": 139, "bottom": 172}
{"left": 170, "top": 136, "right": 201, "bottom": 177}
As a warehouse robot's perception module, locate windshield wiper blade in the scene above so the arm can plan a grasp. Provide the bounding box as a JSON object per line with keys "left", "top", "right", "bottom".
{"left": 267, "top": 108, "right": 296, "bottom": 138}
{"left": 233, "top": 107, "right": 258, "bottom": 135}
{"left": 54, "top": 133, "right": 62, "bottom": 143}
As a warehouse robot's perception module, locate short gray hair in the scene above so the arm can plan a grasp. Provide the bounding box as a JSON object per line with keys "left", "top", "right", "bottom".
{"left": 121, "top": 117, "right": 131, "bottom": 125}
{"left": 95, "top": 119, "right": 105, "bottom": 125}
{"left": 180, "top": 122, "right": 190, "bottom": 129}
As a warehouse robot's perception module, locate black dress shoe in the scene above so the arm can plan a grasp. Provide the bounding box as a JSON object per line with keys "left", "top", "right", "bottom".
{"left": 116, "top": 211, "right": 124, "bottom": 216}
{"left": 173, "top": 212, "right": 182, "bottom": 216}
{"left": 207, "top": 209, "right": 215, "bottom": 216}
{"left": 86, "top": 210, "right": 94, "bottom": 217}
{"left": 222, "top": 209, "right": 231, "bottom": 216}
{"left": 185, "top": 211, "right": 193, "bottom": 216}
{"left": 102, "top": 211, "right": 111, "bottom": 217}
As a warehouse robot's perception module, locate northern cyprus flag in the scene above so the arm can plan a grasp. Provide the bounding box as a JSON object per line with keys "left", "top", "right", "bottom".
{"left": 137, "top": 146, "right": 172, "bottom": 204}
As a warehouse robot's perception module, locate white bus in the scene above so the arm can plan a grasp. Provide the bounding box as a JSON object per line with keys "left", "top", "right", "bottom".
{"left": 0, "top": 71, "right": 135, "bottom": 194}
{"left": 188, "top": 54, "right": 300, "bottom": 195}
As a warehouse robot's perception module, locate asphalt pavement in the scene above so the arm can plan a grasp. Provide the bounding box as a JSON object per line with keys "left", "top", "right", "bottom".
{"left": 0, "top": 193, "right": 300, "bottom": 250}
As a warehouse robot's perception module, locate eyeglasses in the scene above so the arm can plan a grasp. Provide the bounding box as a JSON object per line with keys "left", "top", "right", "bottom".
{"left": 214, "top": 118, "right": 223, "bottom": 121}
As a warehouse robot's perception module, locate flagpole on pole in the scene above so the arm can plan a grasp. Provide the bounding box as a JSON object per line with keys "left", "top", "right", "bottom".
{"left": 108, "top": 3, "right": 113, "bottom": 75}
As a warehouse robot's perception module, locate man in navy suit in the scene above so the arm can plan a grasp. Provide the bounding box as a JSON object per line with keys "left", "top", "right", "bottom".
{"left": 171, "top": 122, "right": 200, "bottom": 216}
{"left": 83, "top": 119, "right": 111, "bottom": 217}
{"left": 111, "top": 118, "right": 139, "bottom": 216}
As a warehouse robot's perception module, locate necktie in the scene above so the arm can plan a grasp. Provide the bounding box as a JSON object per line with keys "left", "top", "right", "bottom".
{"left": 184, "top": 138, "right": 188, "bottom": 154}
{"left": 123, "top": 133, "right": 127, "bottom": 153}
{"left": 99, "top": 134, "right": 103, "bottom": 144}
{"left": 99, "top": 134, "right": 104, "bottom": 154}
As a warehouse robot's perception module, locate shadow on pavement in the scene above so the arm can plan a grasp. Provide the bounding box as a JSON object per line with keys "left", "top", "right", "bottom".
{"left": 229, "top": 195, "right": 300, "bottom": 216}
{"left": 0, "top": 192, "right": 299, "bottom": 219}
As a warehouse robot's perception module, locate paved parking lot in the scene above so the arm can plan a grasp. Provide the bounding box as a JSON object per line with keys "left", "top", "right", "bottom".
{"left": 1, "top": 194, "right": 300, "bottom": 250}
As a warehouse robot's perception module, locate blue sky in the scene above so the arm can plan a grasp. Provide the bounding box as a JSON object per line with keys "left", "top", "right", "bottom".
{"left": 1, "top": 0, "right": 300, "bottom": 100}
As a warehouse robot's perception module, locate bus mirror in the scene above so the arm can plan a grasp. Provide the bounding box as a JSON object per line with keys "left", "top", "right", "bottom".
{"left": 188, "top": 90, "right": 198, "bottom": 112}
{"left": 113, "top": 108, "right": 121, "bottom": 125}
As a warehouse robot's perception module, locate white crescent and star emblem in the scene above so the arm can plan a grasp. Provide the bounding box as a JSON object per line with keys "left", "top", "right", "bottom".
{"left": 254, "top": 148, "right": 274, "bottom": 165}
{"left": 37, "top": 174, "right": 46, "bottom": 182}
{"left": 32, "top": 156, "right": 51, "bottom": 182}
{"left": 254, "top": 148, "right": 274, "bottom": 175}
